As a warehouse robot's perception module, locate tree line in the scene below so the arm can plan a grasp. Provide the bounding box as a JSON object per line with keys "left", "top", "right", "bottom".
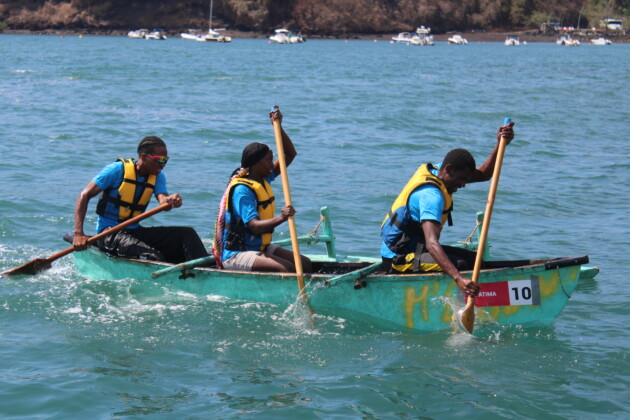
{"left": 0, "top": 0, "right": 628, "bottom": 34}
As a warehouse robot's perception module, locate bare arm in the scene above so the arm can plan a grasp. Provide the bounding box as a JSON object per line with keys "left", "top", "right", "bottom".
{"left": 471, "top": 121, "right": 515, "bottom": 183}
{"left": 422, "top": 220, "right": 480, "bottom": 296}
{"left": 246, "top": 205, "right": 296, "bottom": 235}
{"left": 73, "top": 181, "right": 102, "bottom": 250}
{"left": 270, "top": 109, "right": 297, "bottom": 175}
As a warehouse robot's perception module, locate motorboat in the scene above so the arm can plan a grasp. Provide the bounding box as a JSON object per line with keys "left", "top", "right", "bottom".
{"left": 127, "top": 29, "right": 149, "bottom": 38}
{"left": 504, "top": 35, "right": 521, "bottom": 46}
{"left": 181, "top": 30, "right": 204, "bottom": 41}
{"left": 411, "top": 26, "right": 434, "bottom": 46}
{"left": 590, "top": 37, "right": 612, "bottom": 45}
{"left": 145, "top": 29, "right": 167, "bottom": 40}
{"left": 448, "top": 33, "right": 468, "bottom": 44}
{"left": 391, "top": 32, "right": 413, "bottom": 45}
{"left": 556, "top": 34, "right": 580, "bottom": 46}
{"left": 269, "top": 29, "right": 290, "bottom": 43}
{"left": 269, "top": 29, "right": 305, "bottom": 44}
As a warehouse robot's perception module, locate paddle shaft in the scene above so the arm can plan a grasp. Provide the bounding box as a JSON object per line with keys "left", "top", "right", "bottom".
{"left": 61, "top": 202, "right": 173, "bottom": 258}
{"left": 3, "top": 202, "right": 172, "bottom": 276}
{"left": 271, "top": 114, "right": 307, "bottom": 300}
{"left": 461, "top": 120, "right": 510, "bottom": 331}
{"left": 470, "top": 135, "right": 509, "bottom": 286}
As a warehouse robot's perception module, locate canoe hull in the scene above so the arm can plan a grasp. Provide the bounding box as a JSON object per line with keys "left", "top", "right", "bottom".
{"left": 73, "top": 249, "right": 586, "bottom": 332}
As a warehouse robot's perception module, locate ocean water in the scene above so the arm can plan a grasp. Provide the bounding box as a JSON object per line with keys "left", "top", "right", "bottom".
{"left": 1, "top": 34, "right": 629, "bottom": 418}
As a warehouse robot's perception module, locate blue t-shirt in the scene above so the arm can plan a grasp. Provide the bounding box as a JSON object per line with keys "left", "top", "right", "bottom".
{"left": 222, "top": 173, "right": 276, "bottom": 261}
{"left": 381, "top": 164, "right": 444, "bottom": 258}
{"left": 93, "top": 161, "right": 168, "bottom": 233}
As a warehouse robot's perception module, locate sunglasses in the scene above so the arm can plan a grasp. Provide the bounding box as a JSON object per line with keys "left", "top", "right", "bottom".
{"left": 146, "top": 154, "right": 169, "bottom": 164}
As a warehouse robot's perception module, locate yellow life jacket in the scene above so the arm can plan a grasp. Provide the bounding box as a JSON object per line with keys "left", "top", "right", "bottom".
{"left": 381, "top": 163, "right": 452, "bottom": 229}
{"left": 380, "top": 163, "right": 453, "bottom": 259}
{"left": 225, "top": 177, "right": 276, "bottom": 250}
{"left": 96, "top": 158, "right": 157, "bottom": 222}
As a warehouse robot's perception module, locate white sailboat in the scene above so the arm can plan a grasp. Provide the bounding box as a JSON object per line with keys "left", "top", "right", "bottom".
{"left": 203, "top": 0, "right": 232, "bottom": 42}
{"left": 181, "top": 0, "right": 232, "bottom": 42}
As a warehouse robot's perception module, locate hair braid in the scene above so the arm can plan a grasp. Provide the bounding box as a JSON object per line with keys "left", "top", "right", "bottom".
{"left": 137, "top": 136, "right": 166, "bottom": 155}
{"left": 212, "top": 167, "right": 249, "bottom": 268}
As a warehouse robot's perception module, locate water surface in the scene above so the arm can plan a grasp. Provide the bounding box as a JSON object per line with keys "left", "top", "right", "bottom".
{"left": 1, "top": 35, "right": 629, "bottom": 418}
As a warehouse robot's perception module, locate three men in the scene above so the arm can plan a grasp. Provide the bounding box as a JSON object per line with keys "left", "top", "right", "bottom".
{"left": 71, "top": 116, "right": 515, "bottom": 289}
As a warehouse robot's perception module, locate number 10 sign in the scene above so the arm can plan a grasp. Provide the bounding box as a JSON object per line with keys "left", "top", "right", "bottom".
{"left": 473, "top": 276, "right": 541, "bottom": 307}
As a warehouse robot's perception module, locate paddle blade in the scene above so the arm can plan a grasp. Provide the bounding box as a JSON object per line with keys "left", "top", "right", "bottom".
{"left": 2, "top": 258, "right": 52, "bottom": 277}
{"left": 459, "top": 301, "right": 476, "bottom": 333}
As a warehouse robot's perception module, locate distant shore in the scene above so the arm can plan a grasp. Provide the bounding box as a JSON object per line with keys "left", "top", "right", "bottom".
{"left": 2, "top": 28, "right": 628, "bottom": 43}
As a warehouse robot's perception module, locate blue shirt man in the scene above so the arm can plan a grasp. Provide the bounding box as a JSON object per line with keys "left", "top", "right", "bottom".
{"left": 73, "top": 136, "right": 209, "bottom": 264}
{"left": 380, "top": 121, "right": 515, "bottom": 297}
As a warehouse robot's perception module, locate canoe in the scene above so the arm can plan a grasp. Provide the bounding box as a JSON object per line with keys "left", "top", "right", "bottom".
{"left": 72, "top": 247, "right": 588, "bottom": 332}
{"left": 66, "top": 206, "right": 593, "bottom": 332}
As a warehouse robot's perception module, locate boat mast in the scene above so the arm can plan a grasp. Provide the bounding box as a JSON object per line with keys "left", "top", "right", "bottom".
{"left": 209, "top": 0, "right": 213, "bottom": 30}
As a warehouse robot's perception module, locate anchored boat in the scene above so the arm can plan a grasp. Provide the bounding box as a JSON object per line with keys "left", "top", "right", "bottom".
{"left": 269, "top": 29, "right": 305, "bottom": 44}
{"left": 557, "top": 34, "right": 580, "bottom": 46}
{"left": 181, "top": 0, "right": 232, "bottom": 43}
{"left": 590, "top": 37, "right": 612, "bottom": 45}
{"left": 391, "top": 32, "right": 413, "bottom": 45}
{"left": 145, "top": 29, "right": 167, "bottom": 40}
{"left": 504, "top": 35, "right": 521, "bottom": 46}
{"left": 447, "top": 33, "right": 468, "bottom": 45}
{"left": 127, "top": 29, "right": 149, "bottom": 39}
{"left": 66, "top": 207, "right": 595, "bottom": 332}
{"left": 412, "top": 26, "right": 434, "bottom": 46}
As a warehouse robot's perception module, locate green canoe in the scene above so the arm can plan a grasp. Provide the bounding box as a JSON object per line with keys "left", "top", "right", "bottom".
{"left": 72, "top": 246, "right": 588, "bottom": 332}
{"left": 66, "top": 207, "right": 592, "bottom": 332}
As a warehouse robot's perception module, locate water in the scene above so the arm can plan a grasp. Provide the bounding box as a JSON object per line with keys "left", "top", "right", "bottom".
{"left": 1, "top": 34, "right": 629, "bottom": 418}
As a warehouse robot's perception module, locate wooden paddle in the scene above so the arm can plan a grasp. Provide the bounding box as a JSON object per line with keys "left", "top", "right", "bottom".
{"left": 2, "top": 202, "right": 173, "bottom": 277}
{"left": 460, "top": 117, "right": 511, "bottom": 333}
{"left": 271, "top": 106, "right": 307, "bottom": 303}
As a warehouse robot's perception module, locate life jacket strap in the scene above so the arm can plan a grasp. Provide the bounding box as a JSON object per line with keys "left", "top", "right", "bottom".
{"left": 258, "top": 196, "right": 275, "bottom": 209}
{"left": 99, "top": 194, "right": 150, "bottom": 219}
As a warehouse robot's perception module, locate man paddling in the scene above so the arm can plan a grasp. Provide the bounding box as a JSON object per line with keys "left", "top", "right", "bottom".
{"left": 213, "top": 108, "right": 312, "bottom": 273}
{"left": 73, "top": 136, "right": 209, "bottom": 263}
{"left": 380, "top": 122, "right": 515, "bottom": 296}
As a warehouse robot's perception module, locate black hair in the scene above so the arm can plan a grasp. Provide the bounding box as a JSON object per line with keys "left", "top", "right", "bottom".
{"left": 241, "top": 142, "right": 270, "bottom": 168}
{"left": 137, "top": 136, "right": 166, "bottom": 155}
{"left": 441, "top": 148, "right": 476, "bottom": 172}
